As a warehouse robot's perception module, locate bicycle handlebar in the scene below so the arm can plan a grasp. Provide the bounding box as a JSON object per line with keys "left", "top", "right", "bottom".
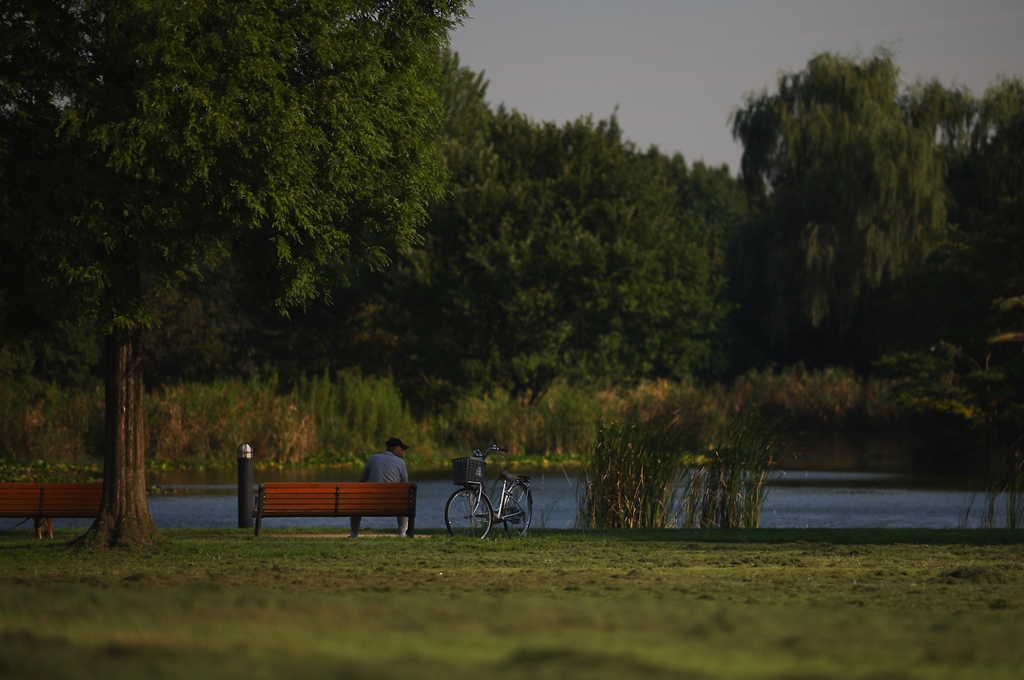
{"left": 472, "top": 444, "right": 508, "bottom": 459}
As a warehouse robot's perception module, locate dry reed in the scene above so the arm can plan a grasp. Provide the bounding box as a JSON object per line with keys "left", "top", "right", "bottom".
{"left": 1, "top": 366, "right": 896, "bottom": 466}
{"left": 679, "top": 409, "right": 786, "bottom": 529}
{"left": 578, "top": 415, "right": 695, "bottom": 529}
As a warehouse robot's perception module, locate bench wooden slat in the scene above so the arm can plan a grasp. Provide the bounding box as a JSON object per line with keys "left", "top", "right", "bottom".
{"left": 260, "top": 483, "right": 412, "bottom": 496}
{"left": 262, "top": 499, "right": 413, "bottom": 507}
{"left": 255, "top": 482, "right": 416, "bottom": 537}
{"left": 261, "top": 505, "right": 412, "bottom": 515}
{"left": 0, "top": 483, "right": 103, "bottom": 519}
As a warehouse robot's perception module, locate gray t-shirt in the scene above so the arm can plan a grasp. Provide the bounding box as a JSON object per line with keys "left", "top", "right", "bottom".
{"left": 359, "top": 451, "right": 409, "bottom": 483}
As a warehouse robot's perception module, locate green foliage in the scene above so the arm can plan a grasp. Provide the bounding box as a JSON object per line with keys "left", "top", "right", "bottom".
{"left": 875, "top": 344, "right": 984, "bottom": 424}
{"left": 875, "top": 77, "right": 1024, "bottom": 462}
{"left": 649, "top": 152, "right": 749, "bottom": 247}
{"left": 1, "top": 0, "right": 467, "bottom": 327}
{"left": 140, "top": 264, "right": 259, "bottom": 386}
{"left": 368, "top": 53, "right": 730, "bottom": 405}
{"left": 35, "top": 51, "right": 745, "bottom": 403}
{"left": 731, "top": 49, "right": 948, "bottom": 344}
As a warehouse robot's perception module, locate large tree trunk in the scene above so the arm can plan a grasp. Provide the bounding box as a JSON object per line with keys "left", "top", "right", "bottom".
{"left": 78, "top": 324, "right": 158, "bottom": 548}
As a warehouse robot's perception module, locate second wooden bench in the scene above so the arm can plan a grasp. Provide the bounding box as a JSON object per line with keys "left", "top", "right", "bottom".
{"left": 0, "top": 482, "right": 103, "bottom": 538}
{"left": 254, "top": 482, "right": 417, "bottom": 537}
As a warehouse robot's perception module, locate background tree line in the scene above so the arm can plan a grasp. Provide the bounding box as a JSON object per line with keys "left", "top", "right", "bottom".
{"left": 729, "top": 49, "right": 1023, "bottom": 464}
{"left": 3, "top": 46, "right": 1022, "bottom": 467}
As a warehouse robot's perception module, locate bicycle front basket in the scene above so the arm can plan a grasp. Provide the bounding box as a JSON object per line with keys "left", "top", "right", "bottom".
{"left": 451, "top": 456, "right": 485, "bottom": 485}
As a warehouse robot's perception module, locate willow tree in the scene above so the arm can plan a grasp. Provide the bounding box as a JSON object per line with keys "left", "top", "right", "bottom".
{"left": 0, "top": 0, "right": 465, "bottom": 547}
{"left": 730, "top": 49, "right": 947, "bottom": 345}
{"left": 876, "top": 77, "right": 1024, "bottom": 463}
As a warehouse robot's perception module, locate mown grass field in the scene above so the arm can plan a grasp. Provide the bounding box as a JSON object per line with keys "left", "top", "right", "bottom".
{"left": 2, "top": 528, "right": 1023, "bottom": 678}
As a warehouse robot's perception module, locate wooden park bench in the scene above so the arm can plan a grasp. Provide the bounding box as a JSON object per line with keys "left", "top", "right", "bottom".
{"left": 0, "top": 482, "right": 103, "bottom": 538}
{"left": 254, "top": 482, "right": 417, "bottom": 537}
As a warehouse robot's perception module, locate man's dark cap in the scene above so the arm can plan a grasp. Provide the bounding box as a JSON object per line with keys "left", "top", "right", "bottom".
{"left": 386, "top": 437, "right": 410, "bottom": 450}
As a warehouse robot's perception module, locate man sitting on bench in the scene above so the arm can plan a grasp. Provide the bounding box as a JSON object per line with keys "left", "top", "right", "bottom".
{"left": 349, "top": 437, "right": 410, "bottom": 538}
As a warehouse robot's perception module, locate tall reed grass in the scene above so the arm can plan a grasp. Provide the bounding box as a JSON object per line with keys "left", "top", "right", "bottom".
{"left": 963, "top": 448, "right": 1024, "bottom": 529}
{"left": 439, "top": 384, "right": 608, "bottom": 458}
{"left": 146, "top": 371, "right": 429, "bottom": 464}
{"left": 578, "top": 415, "right": 695, "bottom": 529}
{"left": 146, "top": 375, "right": 314, "bottom": 463}
{"left": 0, "top": 377, "right": 103, "bottom": 462}
{"left": 678, "top": 409, "right": 786, "bottom": 529}
{"left": 0, "top": 365, "right": 897, "bottom": 467}
{"left": 705, "top": 364, "right": 899, "bottom": 437}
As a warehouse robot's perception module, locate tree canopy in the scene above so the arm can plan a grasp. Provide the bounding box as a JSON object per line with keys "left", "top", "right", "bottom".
{"left": 344, "top": 52, "right": 732, "bottom": 405}
{"left": 730, "top": 49, "right": 948, "bottom": 348}
{"left": 876, "top": 77, "right": 1024, "bottom": 460}
{"left": 0, "top": 0, "right": 467, "bottom": 546}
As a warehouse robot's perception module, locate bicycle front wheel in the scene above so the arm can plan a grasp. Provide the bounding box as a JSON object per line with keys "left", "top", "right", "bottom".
{"left": 502, "top": 484, "right": 533, "bottom": 537}
{"left": 445, "top": 487, "right": 493, "bottom": 538}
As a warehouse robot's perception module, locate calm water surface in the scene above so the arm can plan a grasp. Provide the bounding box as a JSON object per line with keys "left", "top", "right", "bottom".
{"left": 34, "top": 469, "right": 1006, "bottom": 533}
{"left": 29, "top": 435, "right": 1009, "bottom": 533}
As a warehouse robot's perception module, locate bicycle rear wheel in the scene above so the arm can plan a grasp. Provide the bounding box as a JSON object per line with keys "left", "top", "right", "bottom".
{"left": 502, "top": 484, "right": 533, "bottom": 537}
{"left": 445, "top": 487, "right": 493, "bottom": 538}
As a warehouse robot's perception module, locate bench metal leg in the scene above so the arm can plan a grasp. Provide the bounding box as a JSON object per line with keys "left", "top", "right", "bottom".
{"left": 254, "top": 485, "right": 264, "bottom": 537}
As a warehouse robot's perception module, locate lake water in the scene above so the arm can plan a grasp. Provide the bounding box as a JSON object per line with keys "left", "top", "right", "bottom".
{"left": 23, "top": 468, "right": 1009, "bottom": 534}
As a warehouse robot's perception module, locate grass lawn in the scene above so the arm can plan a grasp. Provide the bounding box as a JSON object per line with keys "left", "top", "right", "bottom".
{"left": 1, "top": 527, "right": 1023, "bottom": 678}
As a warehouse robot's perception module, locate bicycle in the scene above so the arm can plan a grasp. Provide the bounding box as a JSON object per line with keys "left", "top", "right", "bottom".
{"left": 444, "top": 444, "right": 533, "bottom": 538}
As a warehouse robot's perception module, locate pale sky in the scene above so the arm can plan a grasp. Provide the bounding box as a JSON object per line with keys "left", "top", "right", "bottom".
{"left": 449, "top": 0, "right": 1024, "bottom": 175}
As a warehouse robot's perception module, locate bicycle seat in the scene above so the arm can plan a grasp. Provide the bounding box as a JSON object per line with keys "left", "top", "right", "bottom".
{"left": 501, "top": 471, "right": 530, "bottom": 483}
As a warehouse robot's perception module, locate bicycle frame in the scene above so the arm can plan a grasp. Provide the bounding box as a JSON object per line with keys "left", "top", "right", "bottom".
{"left": 460, "top": 473, "right": 521, "bottom": 522}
